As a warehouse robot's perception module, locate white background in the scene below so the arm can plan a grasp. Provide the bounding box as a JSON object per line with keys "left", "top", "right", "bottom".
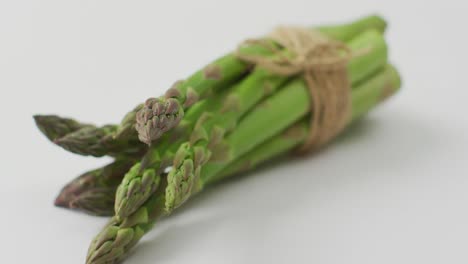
{"left": 1, "top": 0, "right": 468, "bottom": 263}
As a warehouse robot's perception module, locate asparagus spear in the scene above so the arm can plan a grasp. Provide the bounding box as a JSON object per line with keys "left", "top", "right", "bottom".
{"left": 86, "top": 63, "right": 402, "bottom": 264}
{"left": 34, "top": 115, "right": 92, "bottom": 141}
{"left": 217, "top": 120, "right": 309, "bottom": 179}
{"left": 54, "top": 160, "right": 135, "bottom": 216}
{"left": 34, "top": 114, "right": 146, "bottom": 157}
{"left": 54, "top": 125, "right": 145, "bottom": 157}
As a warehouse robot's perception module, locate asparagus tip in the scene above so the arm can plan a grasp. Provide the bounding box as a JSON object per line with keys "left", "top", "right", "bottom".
{"left": 135, "top": 97, "right": 184, "bottom": 145}
{"left": 54, "top": 195, "right": 71, "bottom": 208}
{"left": 114, "top": 164, "right": 160, "bottom": 218}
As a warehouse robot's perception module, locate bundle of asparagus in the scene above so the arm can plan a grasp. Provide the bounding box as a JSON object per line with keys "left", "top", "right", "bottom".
{"left": 35, "top": 14, "right": 401, "bottom": 264}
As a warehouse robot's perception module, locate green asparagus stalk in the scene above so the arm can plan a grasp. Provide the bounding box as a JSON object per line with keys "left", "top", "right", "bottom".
{"left": 217, "top": 120, "right": 309, "bottom": 178}
{"left": 54, "top": 160, "right": 135, "bottom": 216}
{"left": 318, "top": 14, "right": 386, "bottom": 42}
{"left": 217, "top": 64, "right": 401, "bottom": 180}
{"left": 54, "top": 125, "right": 145, "bottom": 157}
{"left": 114, "top": 23, "right": 388, "bottom": 218}
{"left": 34, "top": 114, "right": 147, "bottom": 157}
{"left": 34, "top": 115, "right": 92, "bottom": 141}
{"left": 86, "top": 61, "right": 402, "bottom": 264}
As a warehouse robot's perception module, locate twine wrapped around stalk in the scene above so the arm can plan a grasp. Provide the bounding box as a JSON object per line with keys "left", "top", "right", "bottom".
{"left": 236, "top": 26, "right": 364, "bottom": 153}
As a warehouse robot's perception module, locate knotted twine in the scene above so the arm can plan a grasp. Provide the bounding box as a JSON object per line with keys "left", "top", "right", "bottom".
{"left": 236, "top": 26, "right": 361, "bottom": 153}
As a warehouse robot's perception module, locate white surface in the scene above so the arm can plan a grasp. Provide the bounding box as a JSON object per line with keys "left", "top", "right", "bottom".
{"left": 1, "top": 0, "right": 468, "bottom": 263}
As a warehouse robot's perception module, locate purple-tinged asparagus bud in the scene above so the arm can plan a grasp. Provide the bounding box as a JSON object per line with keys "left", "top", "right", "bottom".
{"left": 68, "top": 188, "right": 116, "bottom": 216}
{"left": 53, "top": 125, "right": 116, "bottom": 157}
{"left": 55, "top": 160, "right": 134, "bottom": 216}
{"left": 33, "top": 115, "right": 91, "bottom": 141}
{"left": 54, "top": 167, "right": 103, "bottom": 208}
{"left": 35, "top": 115, "right": 145, "bottom": 157}
{"left": 54, "top": 124, "right": 145, "bottom": 157}
{"left": 135, "top": 98, "right": 184, "bottom": 145}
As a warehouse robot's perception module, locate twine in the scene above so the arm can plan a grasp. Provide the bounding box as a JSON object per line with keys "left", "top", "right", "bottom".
{"left": 236, "top": 26, "right": 360, "bottom": 153}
